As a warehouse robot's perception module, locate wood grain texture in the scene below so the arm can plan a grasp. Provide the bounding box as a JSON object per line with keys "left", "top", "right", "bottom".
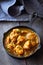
{"left": 0, "top": 19, "right": 43, "bottom": 65}
{"left": 24, "top": 18, "right": 43, "bottom": 65}
{"left": 0, "top": 22, "right": 26, "bottom": 65}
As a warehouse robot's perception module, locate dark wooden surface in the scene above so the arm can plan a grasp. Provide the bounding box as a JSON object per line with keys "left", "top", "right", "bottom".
{"left": 0, "top": 18, "right": 43, "bottom": 65}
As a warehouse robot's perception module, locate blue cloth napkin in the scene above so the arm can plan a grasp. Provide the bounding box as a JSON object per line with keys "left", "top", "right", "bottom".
{"left": 0, "top": 0, "right": 43, "bottom": 21}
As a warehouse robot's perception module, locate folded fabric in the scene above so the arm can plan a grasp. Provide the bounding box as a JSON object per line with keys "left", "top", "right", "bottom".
{"left": 1, "top": 0, "right": 16, "bottom": 15}
{"left": 0, "top": 0, "right": 43, "bottom": 18}
{"left": 1, "top": 0, "right": 43, "bottom": 17}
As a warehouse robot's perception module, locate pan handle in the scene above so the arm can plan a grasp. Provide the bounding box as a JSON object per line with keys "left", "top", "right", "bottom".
{"left": 29, "top": 12, "right": 38, "bottom": 26}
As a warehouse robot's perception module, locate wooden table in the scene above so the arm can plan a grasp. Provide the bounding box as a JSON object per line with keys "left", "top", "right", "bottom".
{"left": 0, "top": 18, "right": 43, "bottom": 65}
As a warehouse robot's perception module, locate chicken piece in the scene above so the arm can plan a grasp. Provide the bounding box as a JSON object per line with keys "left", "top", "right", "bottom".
{"left": 21, "top": 30, "right": 28, "bottom": 35}
{"left": 10, "top": 32, "right": 19, "bottom": 40}
{"left": 36, "top": 36, "right": 39, "bottom": 44}
{"left": 31, "top": 40, "right": 36, "bottom": 47}
{"left": 23, "top": 40, "right": 31, "bottom": 49}
{"left": 11, "top": 37, "right": 17, "bottom": 43}
{"left": 16, "top": 41, "right": 21, "bottom": 45}
{"left": 9, "top": 32, "right": 14, "bottom": 39}
{"left": 13, "top": 29, "right": 20, "bottom": 33}
{"left": 17, "top": 35, "right": 26, "bottom": 45}
{"left": 17, "top": 35, "right": 25, "bottom": 42}
{"left": 14, "top": 45, "right": 23, "bottom": 55}
{"left": 24, "top": 50, "right": 30, "bottom": 57}
{"left": 5, "top": 36, "right": 10, "bottom": 44}
{"left": 23, "top": 41, "right": 37, "bottom": 50}
{"left": 6, "top": 43, "right": 15, "bottom": 50}
{"left": 26, "top": 32, "right": 36, "bottom": 40}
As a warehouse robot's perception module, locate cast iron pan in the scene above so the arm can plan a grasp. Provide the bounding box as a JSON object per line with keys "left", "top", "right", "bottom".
{"left": 3, "top": 26, "right": 41, "bottom": 59}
